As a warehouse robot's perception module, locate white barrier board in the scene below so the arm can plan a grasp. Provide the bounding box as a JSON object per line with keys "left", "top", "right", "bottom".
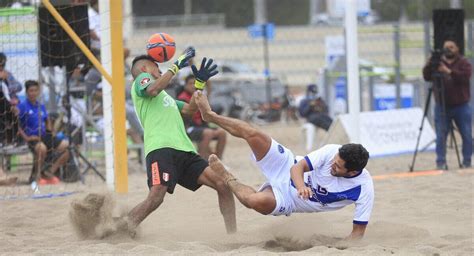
{"left": 338, "top": 108, "right": 436, "bottom": 157}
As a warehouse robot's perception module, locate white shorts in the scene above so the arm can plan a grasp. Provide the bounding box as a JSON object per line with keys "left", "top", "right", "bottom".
{"left": 253, "top": 139, "right": 295, "bottom": 216}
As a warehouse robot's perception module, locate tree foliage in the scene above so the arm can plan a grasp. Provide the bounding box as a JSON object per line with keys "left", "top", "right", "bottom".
{"left": 267, "top": 0, "right": 309, "bottom": 26}
{"left": 373, "top": 0, "right": 474, "bottom": 21}
{"left": 130, "top": 0, "right": 474, "bottom": 26}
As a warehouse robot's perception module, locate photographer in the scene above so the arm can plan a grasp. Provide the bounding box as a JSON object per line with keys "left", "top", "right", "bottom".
{"left": 298, "top": 84, "right": 333, "bottom": 131}
{"left": 422, "top": 39, "right": 472, "bottom": 170}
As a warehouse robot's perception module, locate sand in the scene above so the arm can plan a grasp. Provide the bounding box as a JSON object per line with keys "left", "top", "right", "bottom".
{"left": 0, "top": 122, "right": 473, "bottom": 255}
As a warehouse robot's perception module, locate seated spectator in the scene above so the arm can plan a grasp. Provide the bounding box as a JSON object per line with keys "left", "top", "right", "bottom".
{"left": 0, "top": 52, "right": 22, "bottom": 105}
{"left": 1, "top": 85, "right": 19, "bottom": 145}
{"left": 178, "top": 74, "right": 227, "bottom": 159}
{"left": 0, "top": 84, "right": 18, "bottom": 186}
{"left": 17, "top": 80, "right": 69, "bottom": 185}
{"left": 0, "top": 86, "right": 19, "bottom": 186}
{"left": 65, "top": 64, "right": 103, "bottom": 147}
{"left": 298, "top": 84, "right": 333, "bottom": 131}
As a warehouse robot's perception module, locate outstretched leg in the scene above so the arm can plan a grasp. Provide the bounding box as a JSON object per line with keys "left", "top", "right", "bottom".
{"left": 195, "top": 91, "right": 271, "bottom": 161}
{"left": 197, "top": 165, "right": 237, "bottom": 234}
{"left": 209, "top": 154, "right": 276, "bottom": 215}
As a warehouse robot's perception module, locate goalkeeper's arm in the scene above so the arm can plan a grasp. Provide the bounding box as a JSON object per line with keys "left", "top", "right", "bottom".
{"left": 143, "top": 48, "right": 196, "bottom": 97}
{"left": 144, "top": 72, "right": 175, "bottom": 97}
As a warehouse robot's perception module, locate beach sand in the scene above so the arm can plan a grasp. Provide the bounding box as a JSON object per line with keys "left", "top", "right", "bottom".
{"left": 0, "top": 122, "right": 473, "bottom": 255}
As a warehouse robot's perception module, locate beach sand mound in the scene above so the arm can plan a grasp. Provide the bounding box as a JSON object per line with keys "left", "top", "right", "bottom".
{"left": 69, "top": 193, "right": 133, "bottom": 239}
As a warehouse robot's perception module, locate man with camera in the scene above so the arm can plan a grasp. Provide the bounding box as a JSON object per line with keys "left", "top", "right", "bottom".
{"left": 422, "top": 39, "right": 472, "bottom": 170}
{"left": 298, "top": 84, "right": 333, "bottom": 131}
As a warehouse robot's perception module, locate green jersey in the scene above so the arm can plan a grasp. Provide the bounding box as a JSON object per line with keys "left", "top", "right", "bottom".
{"left": 131, "top": 72, "right": 196, "bottom": 156}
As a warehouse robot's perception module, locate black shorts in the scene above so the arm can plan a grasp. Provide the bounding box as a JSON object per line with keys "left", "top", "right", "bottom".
{"left": 28, "top": 133, "right": 63, "bottom": 152}
{"left": 146, "top": 148, "right": 209, "bottom": 194}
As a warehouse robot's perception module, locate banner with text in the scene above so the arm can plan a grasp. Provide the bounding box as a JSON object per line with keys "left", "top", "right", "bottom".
{"left": 339, "top": 107, "right": 435, "bottom": 157}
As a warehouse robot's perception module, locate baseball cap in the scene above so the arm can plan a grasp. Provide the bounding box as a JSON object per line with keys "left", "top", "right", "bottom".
{"left": 307, "top": 84, "right": 318, "bottom": 94}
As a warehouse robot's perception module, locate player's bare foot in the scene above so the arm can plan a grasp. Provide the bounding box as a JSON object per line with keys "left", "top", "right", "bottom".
{"left": 208, "top": 154, "right": 236, "bottom": 185}
{"left": 114, "top": 216, "right": 137, "bottom": 239}
{"left": 195, "top": 91, "right": 215, "bottom": 122}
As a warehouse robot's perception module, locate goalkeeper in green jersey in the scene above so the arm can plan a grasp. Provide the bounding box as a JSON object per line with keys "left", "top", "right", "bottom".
{"left": 118, "top": 48, "right": 236, "bottom": 236}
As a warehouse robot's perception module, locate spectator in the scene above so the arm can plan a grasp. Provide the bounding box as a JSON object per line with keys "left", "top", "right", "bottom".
{"left": 17, "top": 80, "right": 69, "bottom": 185}
{"left": 0, "top": 52, "right": 22, "bottom": 105}
{"left": 63, "top": 65, "right": 91, "bottom": 147}
{"left": 281, "top": 85, "right": 299, "bottom": 123}
{"left": 298, "top": 84, "right": 333, "bottom": 131}
{"left": 88, "top": 0, "right": 101, "bottom": 54}
{"left": 87, "top": 0, "right": 131, "bottom": 58}
{"left": 422, "top": 39, "right": 472, "bottom": 170}
{"left": 0, "top": 82, "right": 19, "bottom": 186}
{"left": 0, "top": 86, "right": 19, "bottom": 145}
{"left": 178, "top": 74, "right": 227, "bottom": 159}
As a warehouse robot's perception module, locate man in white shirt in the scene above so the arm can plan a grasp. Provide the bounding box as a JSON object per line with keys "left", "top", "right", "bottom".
{"left": 194, "top": 91, "right": 374, "bottom": 240}
{"left": 88, "top": 0, "right": 101, "bottom": 51}
{"left": 87, "top": 0, "right": 130, "bottom": 67}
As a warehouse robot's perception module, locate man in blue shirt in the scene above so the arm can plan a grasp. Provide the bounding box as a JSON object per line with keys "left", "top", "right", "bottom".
{"left": 17, "top": 80, "right": 69, "bottom": 184}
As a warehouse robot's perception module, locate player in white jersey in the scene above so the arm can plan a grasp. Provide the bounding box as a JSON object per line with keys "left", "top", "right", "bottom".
{"left": 194, "top": 91, "right": 374, "bottom": 240}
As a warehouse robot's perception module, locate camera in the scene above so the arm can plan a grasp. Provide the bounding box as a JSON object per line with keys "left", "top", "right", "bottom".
{"left": 430, "top": 48, "right": 447, "bottom": 71}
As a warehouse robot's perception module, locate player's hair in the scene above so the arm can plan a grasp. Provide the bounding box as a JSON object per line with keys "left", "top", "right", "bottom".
{"left": 443, "top": 37, "right": 457, "bottom": 45}
{"left": 131, "top": 54, "right": 157, "bottom": 78}
{"left": 25, "top": 80, "right": 39, "bottom": 91}
{"left": 185, "top": 74, "right": 195, "bottom": 84}
{"left": 339, "top": 143, "right": 369, "bottom": 172}
{"left": 442, "top": 37, "right": 459, "bottom": 50}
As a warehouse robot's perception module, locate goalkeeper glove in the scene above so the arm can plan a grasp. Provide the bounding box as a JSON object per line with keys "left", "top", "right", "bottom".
{"left": 168, "top": 47, "right": 196, "bottom": 75}
{"left": 191, "top": 57, "right": 218, "bottom": 90}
